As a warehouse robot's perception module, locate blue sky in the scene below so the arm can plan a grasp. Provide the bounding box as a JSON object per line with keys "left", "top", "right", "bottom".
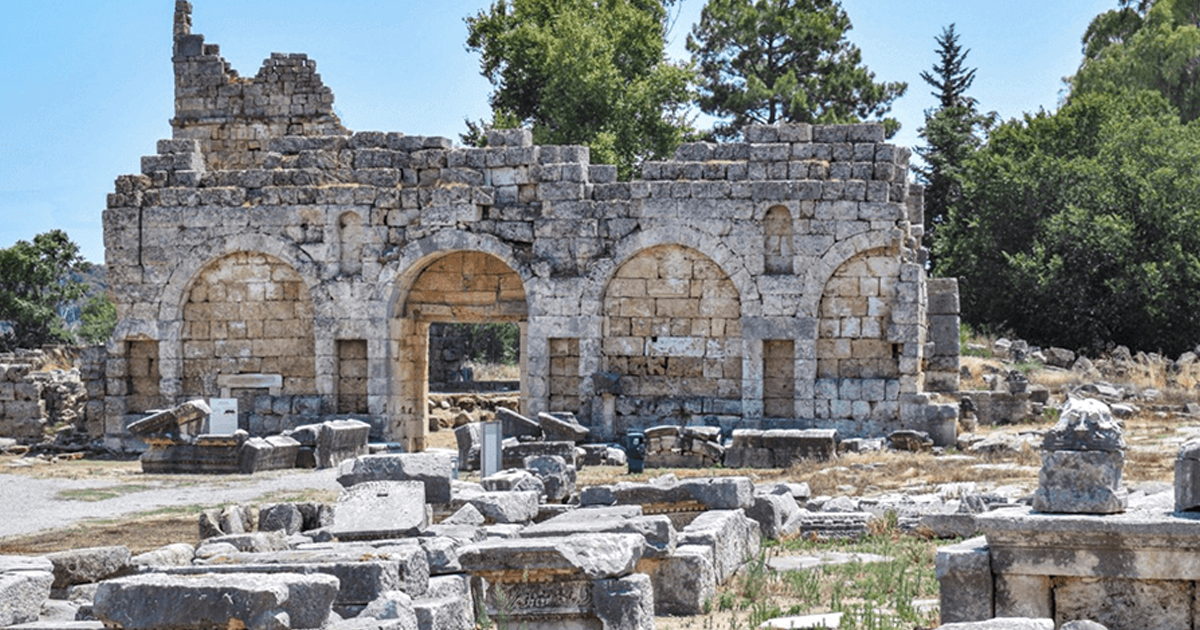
{"left": 0, "top": 0, "right": 1116, "bottom": 263}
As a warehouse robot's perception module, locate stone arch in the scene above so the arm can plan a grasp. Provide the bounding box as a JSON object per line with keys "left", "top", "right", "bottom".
{"left": 385, "top": 236, "right": 531, "bottom": 450}
{"left": 586, "top": 225, "right": 760, "bottom": 318}
{"left": 159, "top": 234, "right": 320, "bottom": 324}
{"left": 180, "top": 251, "right": 318, "bottom": 433}
{"left": 813, "top": 247, "right": 901, "bottom": 422}
{"left": 797, "top": 231, "right": 897, "bottom": 318}
{"left": 600, "top": 244, "right": 742, "bottom": 434}
{"left": 763, "top": 205, "right": 794, "bottom": 275}
{"left": 338, "top": 211, "right": 363, "bottom": 275}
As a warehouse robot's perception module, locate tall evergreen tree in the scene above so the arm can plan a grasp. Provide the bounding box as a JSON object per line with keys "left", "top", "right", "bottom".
{"left": 687, "top": 0, "right": 906, "bottom": 140}
{"left": 914, "top": 24, "right": 993, "bottom": 265}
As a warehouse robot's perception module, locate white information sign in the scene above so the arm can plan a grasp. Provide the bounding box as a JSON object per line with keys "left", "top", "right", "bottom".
{"left": 209, "top": 398, "right": 239, "bottom": 435}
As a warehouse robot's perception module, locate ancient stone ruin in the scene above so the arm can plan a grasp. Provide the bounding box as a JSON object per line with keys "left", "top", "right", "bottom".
{"left": 97, "top": 1, "right": 959, "bottom": 455}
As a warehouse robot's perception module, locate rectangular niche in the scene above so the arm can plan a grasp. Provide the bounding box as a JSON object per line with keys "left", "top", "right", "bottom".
{"left": 763, "top": 340, "right": 795, "bottom": 418}
{"left": 337, "top": 339, "right": 368, "bottom": 414}
{"left": 126, "top": 340, "right": 162, "bottom": 413}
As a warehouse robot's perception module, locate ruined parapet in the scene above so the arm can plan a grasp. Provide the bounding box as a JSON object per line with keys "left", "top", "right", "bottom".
{"left": 170, "top": 1, "right": 346, "bottom": 170}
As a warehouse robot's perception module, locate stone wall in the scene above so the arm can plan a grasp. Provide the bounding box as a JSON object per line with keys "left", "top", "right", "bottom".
{"left": 98, "top": 2, "right": 958, "bottom": 451}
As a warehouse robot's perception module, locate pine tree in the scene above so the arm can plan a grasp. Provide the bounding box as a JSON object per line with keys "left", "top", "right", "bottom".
{"left": 915, "top": 24, "right": 993, "bottom": 265}
{"left": 687, "top": 0, "right": 906, "bottom": 140}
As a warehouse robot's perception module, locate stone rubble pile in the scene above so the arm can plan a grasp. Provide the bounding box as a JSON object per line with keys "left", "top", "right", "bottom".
{"left": 129, "top": 400, "right": 370, "bottom": 474}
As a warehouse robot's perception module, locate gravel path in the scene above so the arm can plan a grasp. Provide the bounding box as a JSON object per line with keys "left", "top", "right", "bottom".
{"left": 0, "top": 468, "right": 342, "bottom": 539}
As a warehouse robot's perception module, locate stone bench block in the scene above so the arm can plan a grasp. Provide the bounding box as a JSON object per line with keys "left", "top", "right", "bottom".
{"left": 459, "top": 533, "right": 644, "bottom": 580}
{"left": 93, "top": 572, "right": 339, "bottom": 630}
{"left": 45, "top": 546, "right": 131, "bottom": 589}
{"left": 786, "top": 511, "right": 871, "bottom": 541}
{"left": 337, "top": 453, "right": 454, "bottom": 504}
{"left": 679, "top": 510, "right": 760, "bottom": 584}
{"left": 198, "top": 543, "right": 429, "bottom": 600}
{"left": 168, "top": 559, "right": 403, "bottom": 606}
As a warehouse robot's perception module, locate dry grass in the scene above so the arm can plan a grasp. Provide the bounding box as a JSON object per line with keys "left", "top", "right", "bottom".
{"left": 0, "top": 512, "right": 199, "bottom": 556}
{"left": 463, "top": 360, "right": 520, "bottom": 382}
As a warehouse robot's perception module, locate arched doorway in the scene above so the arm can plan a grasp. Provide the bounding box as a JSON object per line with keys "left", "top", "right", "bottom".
{"left": 393, "top": 251, "right": 528, "bottom": 451}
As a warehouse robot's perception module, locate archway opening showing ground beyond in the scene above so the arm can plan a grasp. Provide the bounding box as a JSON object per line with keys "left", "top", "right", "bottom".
{"left": 394, "top": 251, "right": 528, "bottom": 450}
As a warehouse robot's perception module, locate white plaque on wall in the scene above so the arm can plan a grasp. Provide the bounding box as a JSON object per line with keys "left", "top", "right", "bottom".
{"left": 209, "top": 398, "right": 239, "bottom": 435}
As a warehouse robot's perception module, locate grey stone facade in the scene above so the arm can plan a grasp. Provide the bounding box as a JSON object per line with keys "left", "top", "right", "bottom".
{"left": 100, "top": 2, "right": 958, "bottom": 452}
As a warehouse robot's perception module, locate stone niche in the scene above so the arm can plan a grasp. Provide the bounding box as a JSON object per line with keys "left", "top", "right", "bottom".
{"left": 100, "top": 1, "right": 958, "bottom": 452}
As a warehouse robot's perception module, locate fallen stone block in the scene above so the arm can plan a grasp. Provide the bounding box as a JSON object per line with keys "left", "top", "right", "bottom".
{"left": 361, "top": 590, "right": 418, "bottom": 628}
{"left": 920, "top": 513, "right": 979, "bottom": 539}
{"left": 480, "top": 469, "right": 544, "bottom": 495}
{"left": 592, "top": 574, "right": 654, "bottom": 630}
{"left": 787, "top": 511, "right": 871, "bottom": 541}
{"left": 936, "top": 536, "right": 994, "bottom": 624}
{"left": 746, "top": 493, "right": 801, "bottom": 540}
{"left": 501, "top": 441, "right": 577, "bottom": 470}
{"left": 130, "top": 543, "right": 195, "bottom": 567}
{"left": 331, "top": 481, "right": 428, "bottom": 540}
{"left": 537, "top": 412, "right": 589, "bottom": 443}
{"left": 938, "top": 620, "right": 1053, "bottom": 630}
{"left": 0, "top": 556, "right": 54, "bottom": 627}
{"left": 45, "top": 546, "right": 131, "bottom": 589}
{"left": 679, "top": 510, "right": 760, "bottom": 584}
{"left": 93, "top": 572, "right": 339, "bottom": 630}
{"left": 450, "top": 489, "right": 539, "bottom": 525}
{"left": 260, "top": 504, "right": 305, "bottom": 535}
{"left": 459, "top": 533, "right": 644, "bottom": 580}
{"left": 412, "top": 595, "right": 472, "bottom": 630}
{"left": 205, "top": 531, "right": 292, "bottom": 553}
{"left": 417, "top": 575, "right": 474, "bottom": 630}
{"left": 524, "top": 455, "right": 575, "bottom": 503}
{"left": 453, "top": 423, "right": 482, "bottom": 471}
{"left": 497, "top": 408, "right": 541, "bottom": 439}
{"left": 580, "top": 475, "right": 754, "bottom": 513}
{"left": 240, "top": 436, "right": 300, "bottom": 474}
{"left": 643, "top": 544, "right": 715, "bottom": 615}
{"left": 127, "top": 400, "right": 210, "bottom": 437}
{"left": 318, "top": 420, "right": 371, "bottom": 469}
{"left": 337, "top": 453, "right": 454, "bottom": 504}
{"left": 520, "top": 507, "right": 674, "bottom": 559}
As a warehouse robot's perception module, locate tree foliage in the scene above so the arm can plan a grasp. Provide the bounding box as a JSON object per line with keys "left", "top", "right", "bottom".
{"left": 465, "top": 0, "right": 693, "bottom": 179}
{"left": 687, "top": 0, "right": 907, "bottom": 139}
{"left": 914, "top": 25, "right": 994, "bottom": 264}
{"left": 934, "top": 90, "right": 1200, "bottom": 355}
{"left": 1072, "top": 0, "right": 1200, "bottom": 122}
{"left": 0, "top": 231, "right": 92, "bottom": 352}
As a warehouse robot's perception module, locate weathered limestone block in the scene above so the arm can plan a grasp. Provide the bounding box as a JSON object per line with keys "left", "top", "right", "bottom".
{"left": 416, "top": 575, "right": 473, "bottom": 630}
{"left": 360, "top": 590, "right": 418, "bottom": 628}
{"left": 746, "top": 492, "right": 802, "bottom": 540}
{"left": 497, "top": 407, "right": 541, "bottom": 439}
{"left": 785, "top": 511, "right": 871, "bottom": 541}
{"left": 935, "top": 536, "right": 993, "bottom": 624}
{"left": 481, "top": 468, "right": 544, "bottom": 495}
{"left": 581, "top": 476, "right": 754, "bottom": 513}
{"left": 1055, "top": 577, "right": 1187, "bottom": 630}
{"left": 679, "top": 510, "right": 760, "bottom": 584}
{"left": 449, "top": 488, "right": 540, "bottom": 524}
{"left": 524, "top": 455, "right": 576, "bottom": 503}
{"left": 938, "top": 621, "right": 1053, "bottom": 630}
{"left": 93, "top": 572, "right": 340, "bottom": 630}
{"left": 644, "top": 544, "right": 715, "bottom": 616}
{"left": 592, "top": 574, "right": 654, "bottom": 630}
{"left": 45, "top": 546, "right": 132, "bottom": 589}
{"left": 0, "top": 556, "right": 54, "bottom": 627}
{"left": 1175, "top": 439, "right": 1200, "bottom": 511}
{"left": 127, "top": 399, "right": 210, "bottom": 437}
{"left": 317, "top": 420, "right": 371, "bottom": 469}
{"left": 994, "top": 574, "right": 1053, "bottom": 619}
{"left": 1033, "top": 398, "right": 1126, "bottom": 514}
{"left": 240, "top": 435, "right": 300, "bottom": 474}
{"left": 502, "top": 441, "right": 577, "bottom": 470}
{"left": 131, "top": 543, "right": 196, "bottom": 567}
{"left": 259, "top": 504, "right": 304, "bottom": 535}
{"left": 453, "top": 422, "right": 482, "bottom": 471}
{"left": 337, "top": 453, "right": 454, "bottom": 504}
{"left": 459, "top": 533, "right": 644, "bottom": 580}
{"left": 521, "top": 507, "right": 675, "bottom": 559}
{"left": 537, "top": 412, "right": 589, "bottom": 443}
{"left": 331, "top": 481, "right": 427, "bottom": 540}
